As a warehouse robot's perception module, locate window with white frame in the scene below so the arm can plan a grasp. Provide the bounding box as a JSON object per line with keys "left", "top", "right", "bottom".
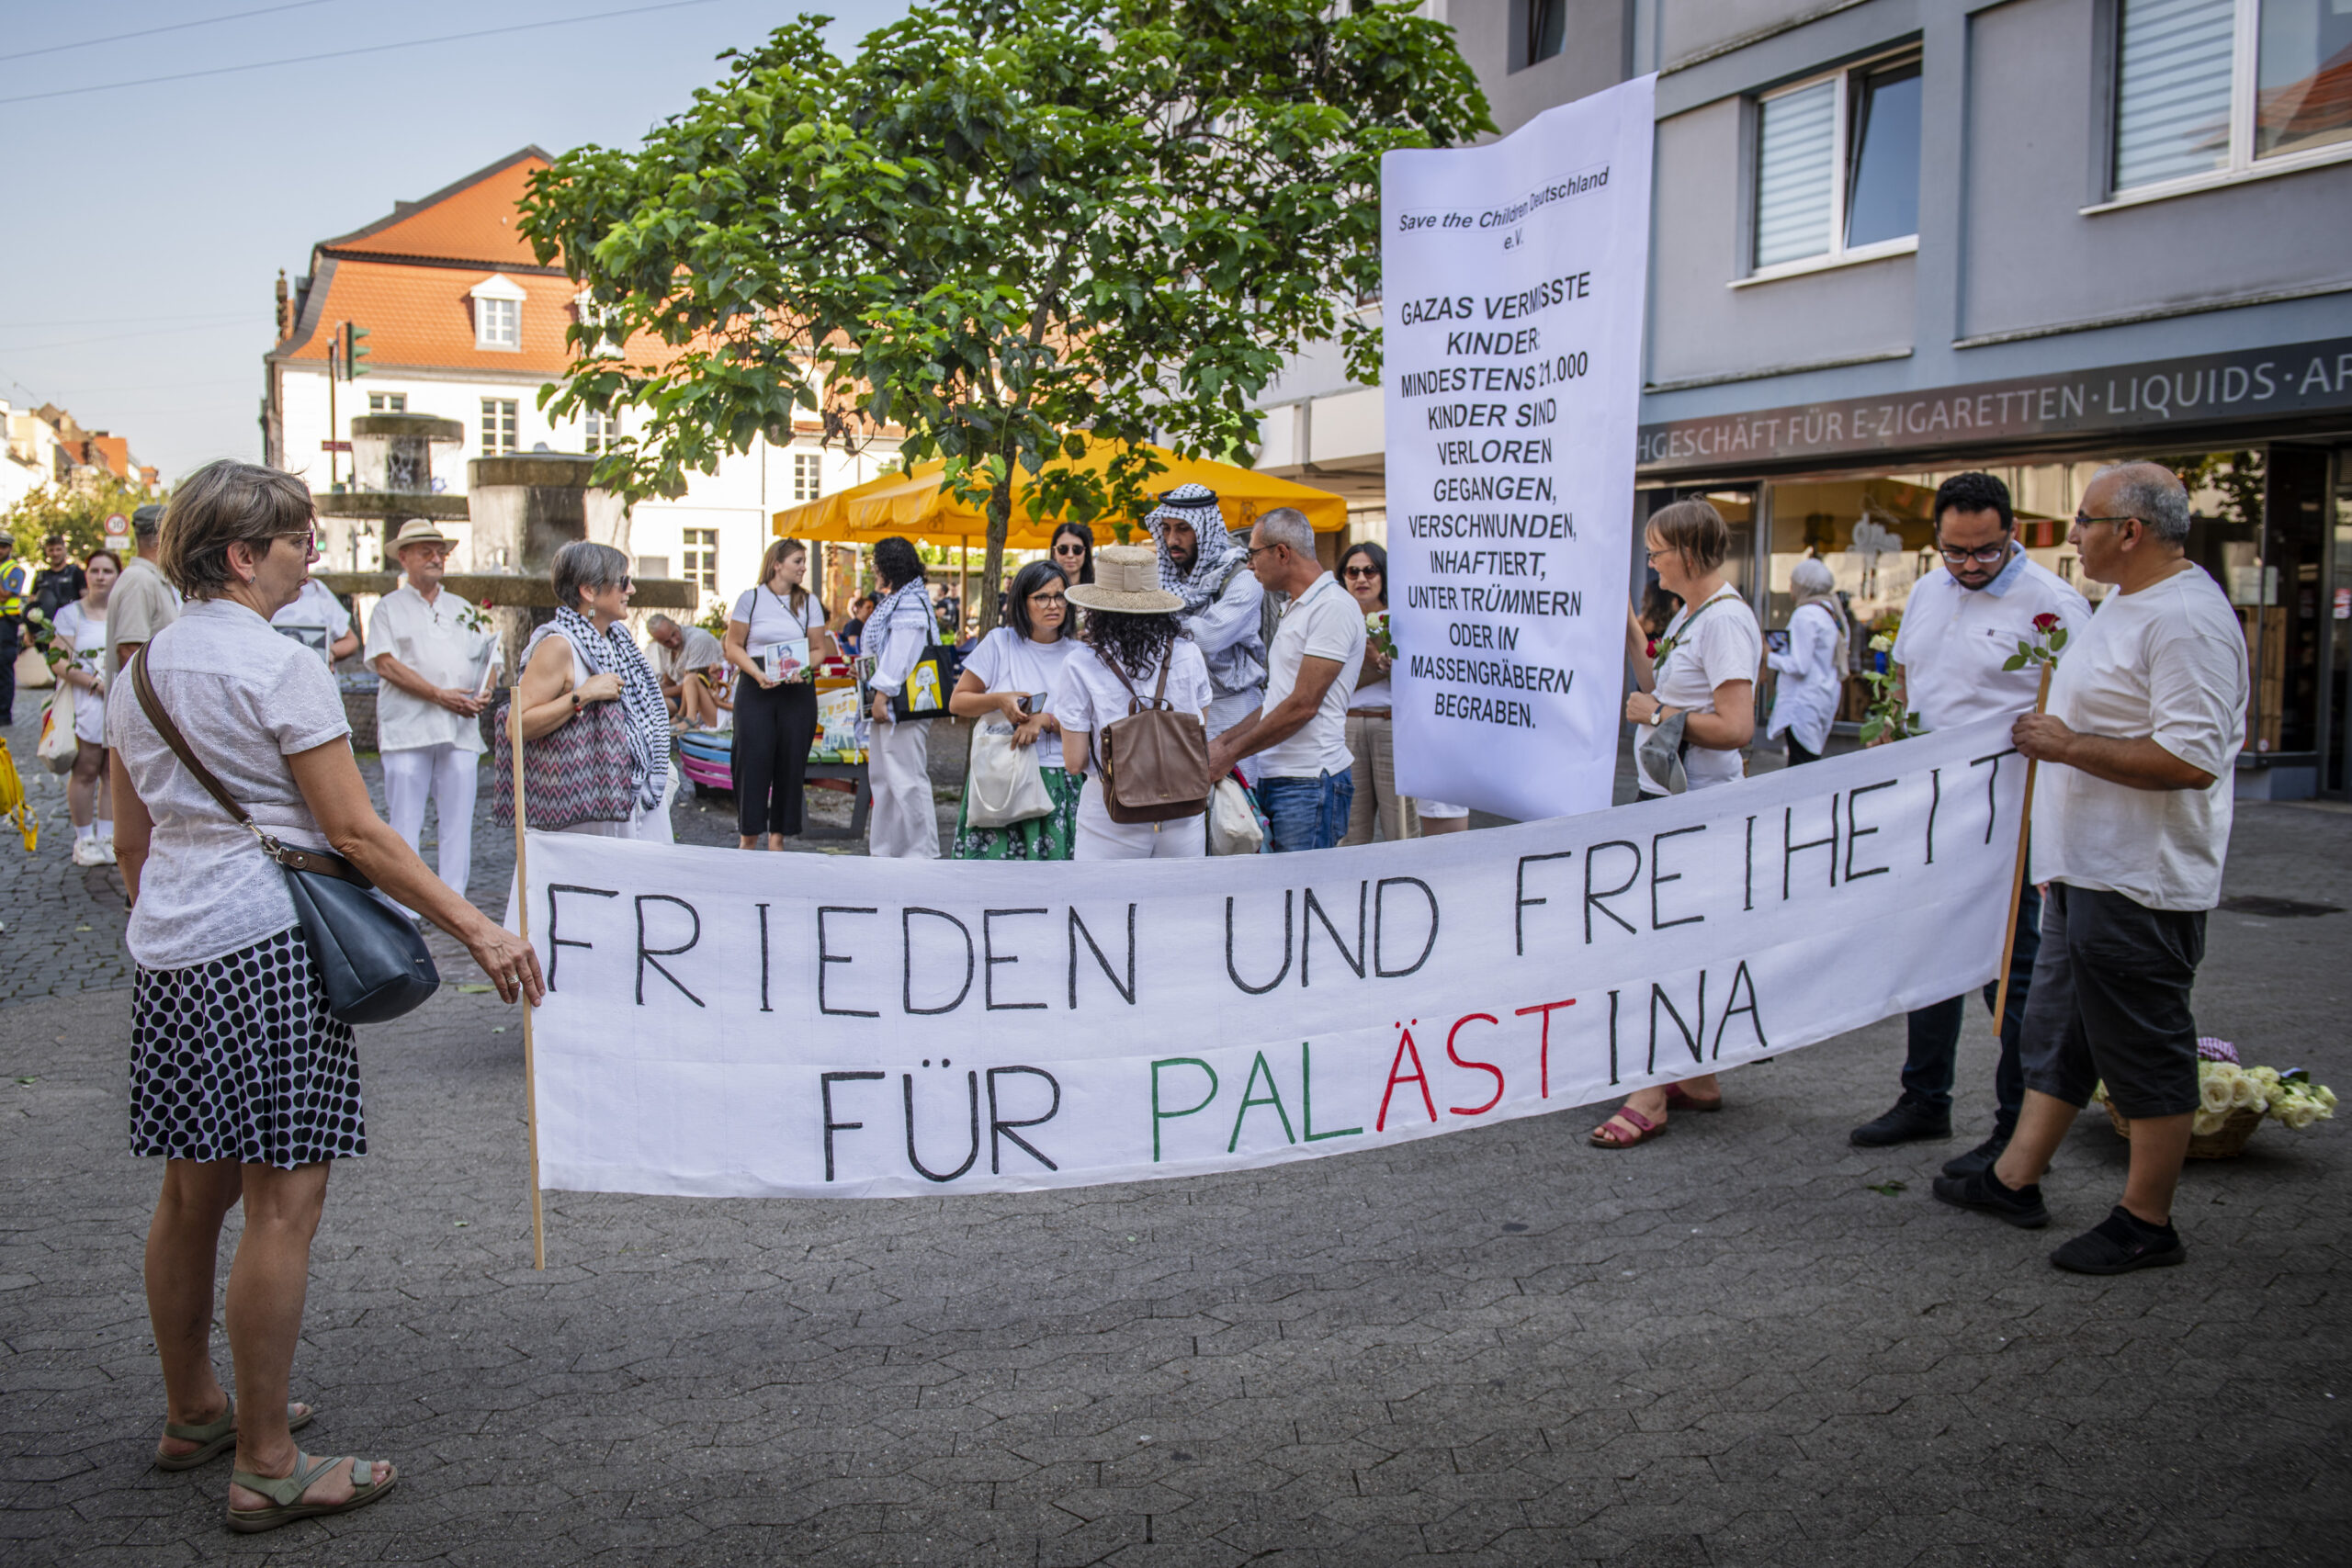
{"left": 681, "top": 528, "right": 718, "bottom": 597}
{"left": 368, "top": 391, "right": 406, "bottom": 413}
{"left": 1752, "top": 51, "right": 1923, "bottom": 275}
{"left": 793, "top": 450, "right": 823, "bottom": 502}
{"left": 469, "top": 275, "right": 526, "bottom": 351}
{"left": 584, "top": 409, "right": 616, "bottom": 454}
{"left": 2113, "top": 0, "right": 2352, "bottom": 195}
{"left": 481, "top": 398, "right": 518, "bottom": 456}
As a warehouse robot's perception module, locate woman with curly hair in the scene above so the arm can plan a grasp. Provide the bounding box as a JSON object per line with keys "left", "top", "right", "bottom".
{"left": 1053, "top": 544, "right": 1212, "bottom": 860}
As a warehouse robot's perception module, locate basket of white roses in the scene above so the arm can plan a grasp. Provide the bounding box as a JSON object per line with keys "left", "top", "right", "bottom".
{"left": 2096, "top": 1038, "right": 2336, "bottom": 1159}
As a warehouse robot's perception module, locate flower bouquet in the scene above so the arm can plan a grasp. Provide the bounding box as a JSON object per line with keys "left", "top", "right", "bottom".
{"left": 2096, "top": 1038, "right": 2336, "bottom": 1159}
{"left": 1365, "top": 610, "right": 1396, "bottom": 663}
{"left": 1857, "top": 626, "right": 1918, "bottom": 744}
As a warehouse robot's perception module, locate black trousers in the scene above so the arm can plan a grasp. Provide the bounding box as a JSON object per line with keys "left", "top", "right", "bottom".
{"left": 0, "top": 616, "right": 17, "bottom": 724}
{"left": 732, "top": 677, "right": 817, "bottom": 837}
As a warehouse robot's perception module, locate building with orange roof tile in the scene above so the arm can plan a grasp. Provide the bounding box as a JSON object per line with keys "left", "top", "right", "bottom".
{"left": 264, "top": 147, "right": 898, "bottom": 617}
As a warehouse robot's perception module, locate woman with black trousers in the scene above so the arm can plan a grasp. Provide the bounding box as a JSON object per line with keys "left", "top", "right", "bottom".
{"left": 723, "top": 537, "right": 837, "bottom": 849}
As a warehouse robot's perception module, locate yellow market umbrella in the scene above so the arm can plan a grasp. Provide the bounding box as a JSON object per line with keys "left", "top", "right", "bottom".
{"left": 773, "top": 438, "right": 1347, "bottom": 547}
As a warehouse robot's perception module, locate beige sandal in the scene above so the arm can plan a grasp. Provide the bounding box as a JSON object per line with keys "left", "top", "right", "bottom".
{"left": 225, "top": 1451, "right": 395, "bottom": 1534}
{"left": 154, "top": 1397, "right": 313, "bottom": 1472}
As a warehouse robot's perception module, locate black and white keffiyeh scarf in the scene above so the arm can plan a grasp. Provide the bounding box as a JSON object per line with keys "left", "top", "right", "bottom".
{"left": 1144, "top": 483, "right": 1250, "bottom": 615}
{"left": 533, "top": 606, "right": 673, "bottom": 811}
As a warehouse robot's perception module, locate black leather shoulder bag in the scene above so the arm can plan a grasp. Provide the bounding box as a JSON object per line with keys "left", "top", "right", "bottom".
{"left": 130, "top": 646, "right": 439, "bottom": 1024}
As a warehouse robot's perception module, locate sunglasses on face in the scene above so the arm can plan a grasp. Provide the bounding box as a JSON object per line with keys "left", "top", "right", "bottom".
{"left": 1052, "top": 543, "right": 1085, "bottom": 557}
{"left": 1342, "top": 565, "right": 1380, "bottom": 580}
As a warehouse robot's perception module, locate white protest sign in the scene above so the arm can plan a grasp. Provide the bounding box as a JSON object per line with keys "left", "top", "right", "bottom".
{"left": 518, "top": 719, "right": 2022, "bottom": 1200}
{"left": 1381, "top": 75, "right": 1656, "bottom": 821}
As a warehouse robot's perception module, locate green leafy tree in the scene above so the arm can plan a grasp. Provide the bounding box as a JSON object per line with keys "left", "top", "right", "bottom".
{"left": 1, "top": 474, "right": 160, "bottom": 562}
{"left": 520, "top": 0, "right": 1488, "bottom": 632}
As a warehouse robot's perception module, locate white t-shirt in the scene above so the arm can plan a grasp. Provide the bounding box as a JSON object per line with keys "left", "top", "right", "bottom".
{"left": 730, "top": 586, "right": 827, "bottom": 664}
{"left": 2031, "top": 566, "right": 2247, "bottom": 912}
{"left": 961, "top": 626, "right": 1081, "bottom": 770}
{"left": 269, "top": 576, "right": 353, "bottom": 664}
{"left": 1640, "top": 582, "right": 1763, "bottom": 794}
{"left": 1052, "top": 639, "right": 1213, "bottom": 778}
{"left": 1893, "top": 549, "right": 2093, "bottom": 732}
{"left": 365, "top": 584, "right": 497, "bottom": 754}
{"left": 107, "top": 599, "right": 353, "bottom": 969}
{"left": 51, "top": 600, "right": 108, "bottom": 744}
{"left": 655, "top": 625, "right": 724, "bottom": 684}
{"left": 1256, "top": 573, "right": 1365, "bottom": 778}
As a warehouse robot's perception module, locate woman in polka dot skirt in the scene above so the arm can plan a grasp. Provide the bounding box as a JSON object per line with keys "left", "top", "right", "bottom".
{"left": 109, "top": 462, "right": 543, "bottom": 1533}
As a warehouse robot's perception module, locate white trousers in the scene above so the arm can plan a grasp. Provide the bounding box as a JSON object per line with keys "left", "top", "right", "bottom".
{"left": 867, "top": 715, "right": 939, "bottom": 860}
{"left": 382, "top": 742, "right": 478, "bottom": 897}
{"left": 559, "top": 762, "right": 677, "bottom": 843}
{"left": 1071, "top": 784, "right": 1209, "bottom": 861}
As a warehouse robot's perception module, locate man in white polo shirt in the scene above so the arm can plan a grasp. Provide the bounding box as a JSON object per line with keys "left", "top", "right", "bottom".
{"left": 1850, "top": 472, "right": 2090, "bottom": 1175}
{"left": 1207, "top": 508, "right": 1364, "bottom": 852}
{"left": 366, "top": 519, "right": 497, "bottom": 902}
{"left": 1938, "top": 462, "right": 2246, "bottom": 1274}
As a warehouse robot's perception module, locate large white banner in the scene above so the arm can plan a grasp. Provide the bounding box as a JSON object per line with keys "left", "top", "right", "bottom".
{"left": 519, "top": 720, "right": 2024, "bottom": 1199}
{"left": 1381, "top": 75, "right": 1657, "bottom": 822}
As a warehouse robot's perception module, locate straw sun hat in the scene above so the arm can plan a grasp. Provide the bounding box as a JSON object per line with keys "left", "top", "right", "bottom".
{"left": 1064, "top": 543, "right": 1186, "bottom": 614}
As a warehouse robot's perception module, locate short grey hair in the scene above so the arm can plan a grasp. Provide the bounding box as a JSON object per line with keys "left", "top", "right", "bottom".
{"left": 2091, "top": 461, "right": 2192, "bottom": 544}
{"left": 1789, "top": 557, "right": 1836, "bottom": 596}
{"left": 1254, "top": 507, "right": 1315, "bottom": 558}
{"left": 551, "top": 538, "right": 629, "bottom": 612}
{"left": 646, "top": 613, "right": 678, "bottom": 633}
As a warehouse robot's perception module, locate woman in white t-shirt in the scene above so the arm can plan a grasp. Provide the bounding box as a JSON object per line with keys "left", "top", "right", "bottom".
{"left": 949, "top": 559, "right": 1084, "bottom": 860}
{"left": 50, "top": 548, "right": 119, "bottom": 864}
{"left": 722, "top": 537, "right": 837, "bottom": 850}
{"left": 1054, "top": 545, "right": 1214, "bottom": 861}
{"left": 1596, "top": 498, "right": 1762, "bottom": 1150}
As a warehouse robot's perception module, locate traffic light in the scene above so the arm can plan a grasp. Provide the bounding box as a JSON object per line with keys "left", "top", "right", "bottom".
{"left": 342, "top": 321, "right": 370, "bottom": 380}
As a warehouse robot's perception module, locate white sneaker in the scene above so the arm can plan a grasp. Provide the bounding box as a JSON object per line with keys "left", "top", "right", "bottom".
{"left": 98, "top": 839, "right": 118, "bottom": 863}
{"left": 71, "top": 837, "right": 106, "bottom": 867}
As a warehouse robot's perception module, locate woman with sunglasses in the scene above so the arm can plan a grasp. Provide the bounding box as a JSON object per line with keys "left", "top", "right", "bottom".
{"left": 946, "top": 559, "right": 1085, "bottom": 860}
{"left": 1335, "top": 541, "right": 1417, "bottom": 842}
{"left": 514, "top": 540, "right": 677, "bottom": 842}
{"left": 1048, "top": 522, "right": 1095, "bottom": 586}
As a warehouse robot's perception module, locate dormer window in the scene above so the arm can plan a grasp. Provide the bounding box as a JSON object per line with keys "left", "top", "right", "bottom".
{"left": 469, "top": 275, "right": 527, "bottom": 351}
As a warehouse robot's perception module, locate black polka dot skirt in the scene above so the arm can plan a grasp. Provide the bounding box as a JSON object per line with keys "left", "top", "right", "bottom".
{"left": 129, "top": 927, "right": 367, "bottom": 1168}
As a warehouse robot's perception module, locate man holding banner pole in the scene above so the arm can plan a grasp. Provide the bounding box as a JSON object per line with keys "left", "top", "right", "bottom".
{"left": 1851, "top": 474, "right": 2088, "bottom": 1177}
{"left": 1936, "top": 463, "right": 2247, "bottom": 1273}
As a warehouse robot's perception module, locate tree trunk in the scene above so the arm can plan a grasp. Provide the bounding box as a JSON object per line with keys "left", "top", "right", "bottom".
{"left": 977, "top": 465, "right": 1012, "bottom": 638}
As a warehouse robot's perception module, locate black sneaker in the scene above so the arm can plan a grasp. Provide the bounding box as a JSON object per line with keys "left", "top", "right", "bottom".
{"left": 1849, "top": 1096, "right": 1952, "bottom": 1146}
{"left": 2050, "top": 1207, "right": 2185, "bottom": 1274}
{"left": 1931, "top": 1167, "right": 2049, "bottom": 1229}
{"left": 1941, "top": 1135, "right": 2008, "bottom": 1179}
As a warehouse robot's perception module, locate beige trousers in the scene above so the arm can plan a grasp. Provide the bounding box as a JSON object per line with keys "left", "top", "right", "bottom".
{"left": 1341, "top": 712, "right": 1418, "bottom": 845}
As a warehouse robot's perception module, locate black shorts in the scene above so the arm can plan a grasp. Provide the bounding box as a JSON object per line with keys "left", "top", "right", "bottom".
{"left": 2018, "top": 882, "right": 2206, "bottom": 1119}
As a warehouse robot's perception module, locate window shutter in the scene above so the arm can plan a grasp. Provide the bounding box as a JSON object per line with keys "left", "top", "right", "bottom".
{"left": 1755, "top": 80, "right": 1838, "bottom": 268}
{"left": 2113, "top": 0, "right": 2235, "bottom": 190}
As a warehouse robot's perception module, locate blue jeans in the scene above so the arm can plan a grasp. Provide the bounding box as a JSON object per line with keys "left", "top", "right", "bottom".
{"left": 1901, "top": 879, "right": 2041, "bottom": 1137}
{"left": 1260, "top": 768, "right": 1354, "bottom": 853}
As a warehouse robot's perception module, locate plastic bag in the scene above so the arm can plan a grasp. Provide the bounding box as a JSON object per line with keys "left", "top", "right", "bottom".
{"left": 1208, "top": 775, "right": 1265, "bottom": 855}
{"left": 38, "top": 685, "right": 77, "bottom": 773}
{"left": 964, "top": 714, "right": 1054, "bottom": 829}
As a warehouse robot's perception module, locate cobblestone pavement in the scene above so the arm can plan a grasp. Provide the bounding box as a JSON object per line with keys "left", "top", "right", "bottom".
{"left": 4, "top": 698, "right": 2346, "bottom": 1565}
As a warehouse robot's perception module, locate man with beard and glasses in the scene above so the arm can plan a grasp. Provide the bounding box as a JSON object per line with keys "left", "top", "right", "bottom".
{"left": 1143, "top": 484, "right": 1268, "bottom": 773}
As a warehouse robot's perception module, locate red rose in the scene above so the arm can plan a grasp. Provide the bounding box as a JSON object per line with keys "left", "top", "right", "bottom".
{"left": 2032, "top": 612, "right": 2059, "bottom": 632}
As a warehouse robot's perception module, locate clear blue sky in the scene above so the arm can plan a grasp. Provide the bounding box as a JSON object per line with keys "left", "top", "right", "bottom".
{"left": 0, "top": 1, "right": 912, "bottom": 479}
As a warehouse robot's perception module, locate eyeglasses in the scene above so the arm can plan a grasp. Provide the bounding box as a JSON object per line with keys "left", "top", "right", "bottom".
{"left": 271, "top": 528, "right": 319, "bottom": 555}
{"left": 2074, "top": 513, "right": 2135, "bottom": 532}
{"left": 1936, "top": 542, "right": 2011, "bottom": 565}
{"left": 1342, "top": 565, "right": 1380, "bottom": 580}
{"left": 1246, "top": 543, "right": 1283, "bottom": 559}
{"left": 1031, "top": 591, "right": 1068, "bottom": 606}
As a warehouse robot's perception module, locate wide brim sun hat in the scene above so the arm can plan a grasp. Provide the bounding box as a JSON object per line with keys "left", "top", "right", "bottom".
{"left": 1065, "top": 543, "right": 1186, "bottom": 614}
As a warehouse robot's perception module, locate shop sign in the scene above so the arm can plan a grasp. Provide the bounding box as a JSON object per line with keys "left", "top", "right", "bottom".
{"left": 1636, "top": 335, "right": 2352, "bottom": 473}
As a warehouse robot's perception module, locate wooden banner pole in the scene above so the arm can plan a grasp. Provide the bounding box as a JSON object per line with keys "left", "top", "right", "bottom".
{"left": 1990, "top": 662, "right": 2052, "bottom": 1038}
{"left": 509, "top": 694, "right": 547, "bottom": 1271}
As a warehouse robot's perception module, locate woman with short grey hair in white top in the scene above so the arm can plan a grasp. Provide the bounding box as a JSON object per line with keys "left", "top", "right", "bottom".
{"left": 109, "top": 460, "right": 541, "bottom": 1533}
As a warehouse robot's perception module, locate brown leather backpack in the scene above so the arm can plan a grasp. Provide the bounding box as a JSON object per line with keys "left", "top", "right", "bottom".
{"left": 1098, "top": 654, "right": 1211, "bottom": 824}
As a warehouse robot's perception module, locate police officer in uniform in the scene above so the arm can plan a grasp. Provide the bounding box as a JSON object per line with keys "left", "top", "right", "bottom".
{"left": 0, "top": 531, "right": 31, "bottom": 727}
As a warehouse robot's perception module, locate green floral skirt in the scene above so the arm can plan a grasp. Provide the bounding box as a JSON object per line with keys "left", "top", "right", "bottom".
{"left": 953, "top": 765, "right": 1084, "bottom": 861}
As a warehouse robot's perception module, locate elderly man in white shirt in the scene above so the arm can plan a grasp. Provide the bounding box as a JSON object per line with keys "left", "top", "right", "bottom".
{"left": 365, "top": 520, "right": 497, "bottom": 900}
{"left": 1850, "top": 473, "right": 2091, "bottom": 1175}
{"left": 1937, "top": 462, "right": 2247, "bottom": 1275}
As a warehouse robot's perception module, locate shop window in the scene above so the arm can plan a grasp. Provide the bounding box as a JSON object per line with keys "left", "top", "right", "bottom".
{"left": 2111, "top": 0, "right": 2352, "bottom": 196}
{"left": 1752, "top": 51, "right": 1922, "bottom": 274}
{"left": 681, "top": 527, "right": 718, "bottom": 598}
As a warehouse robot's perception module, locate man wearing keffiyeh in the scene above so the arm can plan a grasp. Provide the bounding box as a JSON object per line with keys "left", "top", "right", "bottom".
{"left": 1142, "top": 483, "right": 1269, "bottom": 760}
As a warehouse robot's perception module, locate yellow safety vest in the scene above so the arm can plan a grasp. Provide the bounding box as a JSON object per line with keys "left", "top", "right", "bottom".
{"left": 0, "top": 556, "right": 27, "bottom": 618}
